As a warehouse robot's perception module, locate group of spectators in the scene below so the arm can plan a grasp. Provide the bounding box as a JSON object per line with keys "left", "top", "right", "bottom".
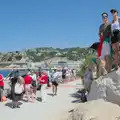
{"left": 0, "top": 67, "right": 77, "bottom": 108}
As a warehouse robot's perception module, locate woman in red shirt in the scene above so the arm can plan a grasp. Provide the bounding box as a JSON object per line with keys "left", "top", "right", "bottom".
{"left": 24, "top": 72, "right": 33, "bottom": 102}
{"left": 0, "top": 74, "right": 4, "bottom": 102}
{"left": 38, "top": 72, "right": 48, "bottom": 102}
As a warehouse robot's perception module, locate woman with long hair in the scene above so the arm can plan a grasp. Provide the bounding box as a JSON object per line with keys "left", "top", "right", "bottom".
{"left": 110, "top": 9, "right": 120, "bottom": 70}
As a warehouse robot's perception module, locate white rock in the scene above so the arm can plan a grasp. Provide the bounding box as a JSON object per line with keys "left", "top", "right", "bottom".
{"left": 87, "top": 70, "right": 120, "bottom": 105}
{"left": 69, "top": 99, "right": 120, "bottom": 120}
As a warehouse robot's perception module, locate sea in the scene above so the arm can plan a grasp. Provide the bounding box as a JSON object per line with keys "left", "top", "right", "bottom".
{"left": 0, "top": 70, "right": 12, "bottom": 77}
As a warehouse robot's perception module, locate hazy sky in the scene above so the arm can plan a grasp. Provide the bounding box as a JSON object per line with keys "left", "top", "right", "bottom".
{"left": 0, "top": 0, "right": 120, "bottom": 51}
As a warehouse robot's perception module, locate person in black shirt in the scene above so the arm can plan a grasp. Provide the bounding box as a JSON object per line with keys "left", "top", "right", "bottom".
{"left": 9, "top": 70, "right": 19, "bottom": 108}
{"left": 62, "top": 67, "right": 66, "bottom": 80}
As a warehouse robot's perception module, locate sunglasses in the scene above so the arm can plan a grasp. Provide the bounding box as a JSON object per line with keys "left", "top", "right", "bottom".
{"left": 102, "top": 16, "right": 108, "bottom": 19}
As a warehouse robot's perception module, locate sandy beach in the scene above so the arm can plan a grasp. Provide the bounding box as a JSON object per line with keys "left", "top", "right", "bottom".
{"left": 0, "top": 79, "right": 82, "bottom": 120}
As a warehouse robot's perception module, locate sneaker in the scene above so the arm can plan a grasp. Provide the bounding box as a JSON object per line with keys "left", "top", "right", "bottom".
{"left": 16, "top": 105, "right": 20, "bottom": 108}
{"left": 12, "top": 105, "right": 16, "bottom": 109}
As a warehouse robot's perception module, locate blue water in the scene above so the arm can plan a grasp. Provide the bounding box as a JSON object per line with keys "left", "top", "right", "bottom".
{"left": 0, "top": 70, "right": 12, "bottom": 77}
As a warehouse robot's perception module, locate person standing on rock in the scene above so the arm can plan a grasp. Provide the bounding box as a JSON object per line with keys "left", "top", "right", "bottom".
{"left": 98, "top": 12, "right": 112, "bottom": 75}
{"left": 110, "top": 9, "right": 120, "bottom": 70}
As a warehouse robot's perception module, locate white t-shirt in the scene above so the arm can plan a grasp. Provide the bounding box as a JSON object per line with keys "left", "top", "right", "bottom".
{"left": 52, "top": 72, "right": 60, "bottom": 81}
{"left": 112, "top": 18, "right": 120, "bottom": 31}
{"left": 31, "top": 74, "right": 37, "bottom": 81}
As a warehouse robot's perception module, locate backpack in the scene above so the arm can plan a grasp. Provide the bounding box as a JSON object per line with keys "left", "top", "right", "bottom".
{"left": 15, "top": 83, "right": 24, "bottom": 94}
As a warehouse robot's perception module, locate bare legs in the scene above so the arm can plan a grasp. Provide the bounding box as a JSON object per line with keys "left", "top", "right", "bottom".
{"left": 105, "top": 55, "right": 111, "bottom": 73}
{"left": 52, "top": 85, "right": 57, "bottom": 96}
{"left": 112, "top": 42, "right": 119, "bottom": 69}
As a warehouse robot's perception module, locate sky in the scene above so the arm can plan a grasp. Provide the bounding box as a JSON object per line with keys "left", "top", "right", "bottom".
{"left": 0, "top": 0, "right": 120, "bottom": 52}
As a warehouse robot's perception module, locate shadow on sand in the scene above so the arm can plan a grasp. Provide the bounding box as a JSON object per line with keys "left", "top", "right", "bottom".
{"left": 36, "top": 97, "right": 42, "bottom": 102}
{"left": 47, "top": 93, "right": 54, "bottom": 97}
{"left": 70, "top": 90, "right": 87, "bottom": 103}
{"left": 70, "top": 91, "right": 81, "bottom": 103}
{"left": 5, "top": 102, "right": 23, "bottom": 109}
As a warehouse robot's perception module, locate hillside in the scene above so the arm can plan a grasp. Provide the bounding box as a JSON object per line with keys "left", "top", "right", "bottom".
{"left": 0, "top": 47, "right": 95, "bottom": 62}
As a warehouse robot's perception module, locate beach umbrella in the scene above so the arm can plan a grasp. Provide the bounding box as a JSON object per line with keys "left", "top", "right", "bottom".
{"left": 90, "top": 42, "right": 99, "bottom": 50}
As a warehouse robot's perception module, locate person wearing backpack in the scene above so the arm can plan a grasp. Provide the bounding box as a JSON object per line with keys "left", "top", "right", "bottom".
{"left": 14, "top": 76, "right": 24, "bottom": 108}
{"left": 52, "top": 70, "right": 59, "bottom": 96}
{"left": 110, "top": 9, "right": 120, "bottom": 70}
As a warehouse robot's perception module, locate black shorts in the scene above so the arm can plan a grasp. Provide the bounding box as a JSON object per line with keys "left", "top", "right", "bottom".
{"left": 32, "top": 81, "right": 36, "bottom": 87}
{"left": 111, "top": 36, "right": 119, "bottom": 43}
{"left": 62, "top": 75, "right": 66, "bottom": 79}
{"left": 52, "top": 81, "right": 58, "bottom": 86}
{"left": 15, "top": 93, "right": 22, "bottom": 101}
{"left": 111, "top": 30, "right": 120, "bottom": 44}
{"left": 0, "top": 86, "right": 4, "bottom": 90}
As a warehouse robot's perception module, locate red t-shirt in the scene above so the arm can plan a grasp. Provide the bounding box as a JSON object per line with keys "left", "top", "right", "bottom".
{"left": 0, "top": 80, "right": 4, "bottom": 86}
{"left": 0, "top": 74, "right": 4, "bottom": 86}
{"left": 24, "top": 75, "right": 32, "bottom": 84}
{"left": 39, "top": 75, "right": 48, "bottom": 84}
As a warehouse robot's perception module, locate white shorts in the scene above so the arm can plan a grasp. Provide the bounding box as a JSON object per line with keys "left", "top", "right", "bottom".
{"left": 25, "top": 84, "right": 31, "bottom": 91}
{"left": 100, "top": 42, "right": 110, "bottom": 59}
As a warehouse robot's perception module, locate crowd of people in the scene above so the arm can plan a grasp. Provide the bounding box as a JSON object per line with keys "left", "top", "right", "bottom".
{"left": 0, "top": 67, "right": 77, "bottom": 108}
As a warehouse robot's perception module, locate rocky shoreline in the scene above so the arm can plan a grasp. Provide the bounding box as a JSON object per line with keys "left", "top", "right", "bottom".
{"left": 68, "top": 69, "right": 120, "bottom": 120}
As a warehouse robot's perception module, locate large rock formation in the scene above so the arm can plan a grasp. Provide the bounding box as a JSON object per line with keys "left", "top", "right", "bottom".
{"left": 68, "top": 99, "right": 120, "bottom": 120}
{"left": 68, "top": 70, "right": 120, "bottom": 120}
{"left": 88, "top": 70, "right": 120, "bottom": 105}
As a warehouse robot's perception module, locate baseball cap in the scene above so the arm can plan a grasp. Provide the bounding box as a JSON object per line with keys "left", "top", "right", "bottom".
{"left": 101, "top": 12, "right": 108, "bottom": 18}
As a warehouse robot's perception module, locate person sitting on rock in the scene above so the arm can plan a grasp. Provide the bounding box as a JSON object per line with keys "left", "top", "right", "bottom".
{"left": 83, "top": 68, "right": 93, "bottom": 92}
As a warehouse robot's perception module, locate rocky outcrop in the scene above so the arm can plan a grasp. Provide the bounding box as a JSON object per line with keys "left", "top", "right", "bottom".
{"left": 88, "top": 70, "right": 120, "bottom": 105}
{"left": 68, "top": 70, "right": 120, "bottom": 120}
{"left": 68, "top": 99, "right": 120, "bottom": 120}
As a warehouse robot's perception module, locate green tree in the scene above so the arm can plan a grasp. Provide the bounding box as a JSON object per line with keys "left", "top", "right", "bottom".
{"left": 77, "top": 55, "right": 95, "bottom": 78}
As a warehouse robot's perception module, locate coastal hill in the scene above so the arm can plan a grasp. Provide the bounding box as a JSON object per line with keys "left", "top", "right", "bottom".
{"left": 0, "top": 47, "right": 94, "bottom": 62}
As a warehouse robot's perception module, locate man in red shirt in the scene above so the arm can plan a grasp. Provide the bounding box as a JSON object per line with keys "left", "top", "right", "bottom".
{"left": 38, "top": 72, "right": 48, "bottom": 102}
{"left": 0, "top": 74, "right": 4, "bottom": 102}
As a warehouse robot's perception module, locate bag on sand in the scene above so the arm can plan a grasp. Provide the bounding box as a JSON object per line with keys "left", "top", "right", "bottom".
{"left": 80, "top": 89, "right": 87, "bottom": 103}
